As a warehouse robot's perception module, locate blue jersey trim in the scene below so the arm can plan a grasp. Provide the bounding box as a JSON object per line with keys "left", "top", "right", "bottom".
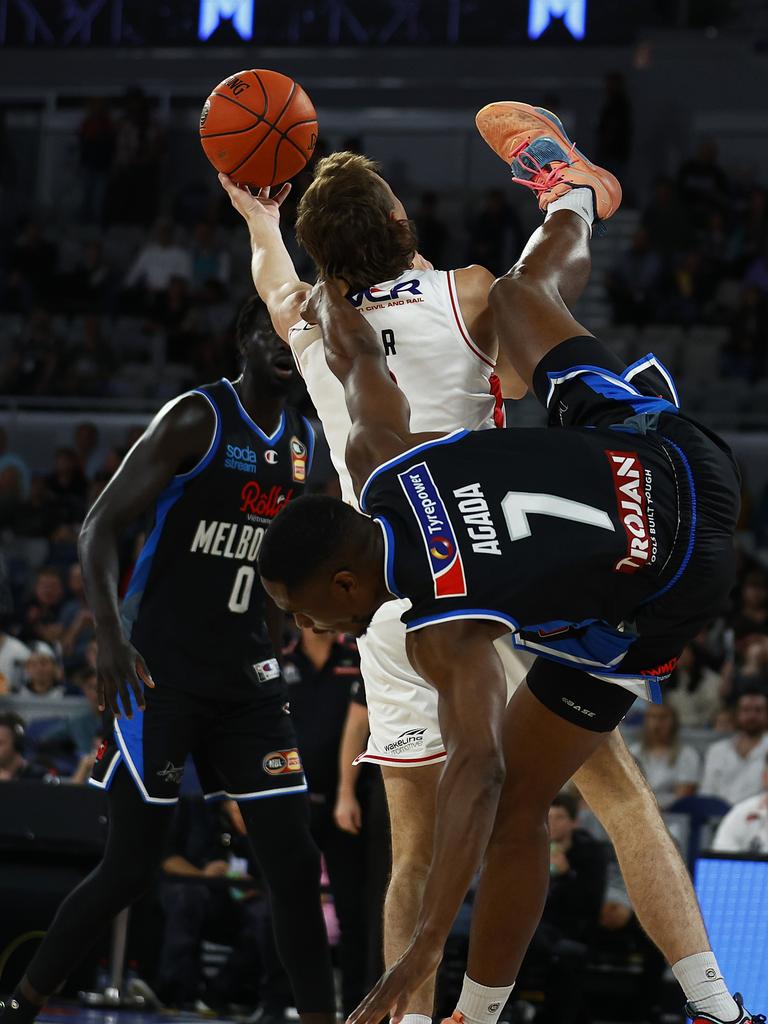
{"left": 359, "top": 429, "right": 469, "bottom": 512}
{"left": 639, "top": 435, "right": 698, "bottom": 606}
{"left": 545, "top": 360, "right": 679, "bottom": 418}
{"left": 302, "top": 416, "right": 316, "bottom": 477}
{"left": 124, "top": 392, "right": 222, "bottom": 613}
{"left": 222, "top": 377, "right": 286, "bottom": 444}
{"left": 374, "top": 515, "right": 403, "bottom": 598}
{"left": 622, "top": 353, "right": 680, "bottom": 408}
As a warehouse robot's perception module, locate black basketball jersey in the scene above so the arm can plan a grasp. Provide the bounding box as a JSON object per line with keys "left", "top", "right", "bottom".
{"left": 361, "top": 423, "right": 693, "bottom": 700}
{"left": 123, "top": 378, "right": 314, "bottom": 701}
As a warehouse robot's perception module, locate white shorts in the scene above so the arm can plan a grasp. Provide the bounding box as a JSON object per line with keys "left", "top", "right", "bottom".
{"left": 355, "top": 600, "right": 534, "bottom": 768}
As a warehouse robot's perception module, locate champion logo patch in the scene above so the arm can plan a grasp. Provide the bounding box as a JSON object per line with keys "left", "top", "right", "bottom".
{"left": 398, "top": 461, "right": 466, "bottom": 598}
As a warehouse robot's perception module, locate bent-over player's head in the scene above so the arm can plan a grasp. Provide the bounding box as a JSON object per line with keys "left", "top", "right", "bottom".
{"left": 258, "top": 494, "right": 386, "bottom": 637}
{"left": 236, "top": 296, "right": 295, "bottom": 394}
{"left": 296, "top": 152, "right": 417, "bottom": 292}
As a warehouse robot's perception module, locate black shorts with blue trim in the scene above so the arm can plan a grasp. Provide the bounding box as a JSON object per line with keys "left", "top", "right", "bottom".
{"left": 89, "top": 682, "right": 307, "bottom": 805}
{"left": 525, "top": 335, "right": 741, "bottom": 729}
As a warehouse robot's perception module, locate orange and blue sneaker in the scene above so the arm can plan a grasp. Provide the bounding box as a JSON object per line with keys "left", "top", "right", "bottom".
{"left": 475, "top": 100, "right": 622, "bottom": 222}
{"left": 686, "top": 994, "right": 766, "bottom": 1024}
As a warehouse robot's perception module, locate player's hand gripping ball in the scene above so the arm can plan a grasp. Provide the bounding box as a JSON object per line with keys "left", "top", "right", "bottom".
{"left": 200, "top": 69, "right": 318, "bottom": 187}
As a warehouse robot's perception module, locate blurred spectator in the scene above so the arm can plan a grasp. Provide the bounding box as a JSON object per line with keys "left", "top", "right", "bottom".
{"left": 35, "top": 666, "right": 101, "bottom": 760}
{"left": 516, "top": 793, "right": 606, "bottom": 1024}
{"left": 641, "top": 176, "right": 692, "bottom": 259}
{"left": 62, "top": 240, "right": 115, "bottom": 314}
{"left": 630, "top": 704, "right": 700, "bottom": 808}
{"left": 124, "top": 221, "right": 192, "bottom": 301}
{"left": 157, "top": 796, "right": 264, "bottom": 1010}
{"left": 73, "top": 422, "right": 106, "bottom": 480}
{"left": 191, "top": 223, "right": 230, "bottom": 289}
{"left": 744, "top": 239, "right": 768, "bottom": 296}
{"left": 0, "top": 618, "right": 31, "bottom": 694}
{"left": 78, "top": 98, "right": 115, "bottom": 223}
{"left": 664, "top": 640, "right": 725, "bottom": 727}
{"left": 21, "top": 641, "right": 65, "bottom": 701}
{"left": 712, "top": 751, "right": 768, "bottom": 853}
{"left": 108, "top": 87, "right": 164, "bottom": 226}
{"left": 0, "top": 427, "right": 30, "bottom": 499}
{"left": 21, "top": 567, "right": 66, "bottom": 646}
{"left": 44, "top": 448, "right": 87, "bottom": 523}
{"left": 282, "top": 627, "right": 369, "bottom": 1014}
{"left": 677, "top": 139, "right": 728, "bottom": 223}
{"left": 65, "top": 316, "right": 117, "bottom": 397}
{"left": 606, "top": 228, "right": 662, "bottom": 325}
{"left": 0, "top": 308, "right": 60, "bottom": 395}
{"left": 11, "top": 475, "right": 61, "bottom": 539}
{"left": 0, "top": 712, "right": 47, "bottom": 781}
{"left": 731, "top": 566, "right": 768, "bottom": 650}
{"left": 700, "top": 690, "right": 768, "bottom": 804}
{"left": 7, "top": 221, "right": 58, "bottom": 305}
{"left": 721, "top": 285, "right": 768, "bottom": 380}
{"left": 466, "top": 189, "right": 522, "bottom": 276}
{"left": 414, "top": 192, "right": 449, "bottom": 269}
{"left": 595, "top": 72, "right": 633, "bottom": 179}
{"left": 713, "top": 706, "right": 736, "bottom": 734}
{"left": 61, "top": 563, "right": 95, "bottom": 664}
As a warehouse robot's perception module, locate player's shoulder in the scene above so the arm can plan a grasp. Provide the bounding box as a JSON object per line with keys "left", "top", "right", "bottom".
{"left": 153, "top": 385, "right": 219, "bottom": 435}
{"left": 453, "top": 263, "right": 496, "bottom": 293}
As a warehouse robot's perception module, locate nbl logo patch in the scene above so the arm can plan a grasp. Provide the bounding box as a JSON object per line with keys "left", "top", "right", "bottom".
{"left": 398, "top": 461, "right": 466, "bottom": 599}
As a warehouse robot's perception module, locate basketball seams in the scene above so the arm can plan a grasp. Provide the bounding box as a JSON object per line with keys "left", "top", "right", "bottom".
{"left": 203, "top": 72, "right": 317, "bottom": 186}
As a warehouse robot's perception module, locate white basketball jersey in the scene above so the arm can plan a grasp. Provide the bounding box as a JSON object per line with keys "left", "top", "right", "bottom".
{"left": 288, "top": 268, "right": 504, "bottom": 506}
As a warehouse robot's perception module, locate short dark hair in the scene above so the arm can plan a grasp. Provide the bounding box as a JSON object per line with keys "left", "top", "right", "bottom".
{"left": 259, "top": 495, "right": 370, "bottom": 589}
{"left": 737, "top": 688, "right": 768, "bottom": 704}
{"left": 235, "top": 295, "right": 272, "bottom": 353}
{"left": 551, "top": 792, "right": 579, "bottom": 821}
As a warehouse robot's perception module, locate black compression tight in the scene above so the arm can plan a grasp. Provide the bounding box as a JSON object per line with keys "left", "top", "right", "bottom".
{"left": 23, "top": 766, "right": 335, "bottom": 1014}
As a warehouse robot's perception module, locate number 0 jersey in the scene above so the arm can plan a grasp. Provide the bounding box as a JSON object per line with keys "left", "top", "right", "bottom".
{"left": 360, "top": 419, "right": 714, "bottom": 701}
{"left": 288, "top": 268, "right": 504, "bottom": 507}
{"left": 123, "top": 378, "right": 314, "bottom": 701}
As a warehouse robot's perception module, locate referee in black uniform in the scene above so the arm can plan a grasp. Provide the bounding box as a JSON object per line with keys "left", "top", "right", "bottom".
{"left": 0, "top": 300, "right": 335, "bottom": 1024}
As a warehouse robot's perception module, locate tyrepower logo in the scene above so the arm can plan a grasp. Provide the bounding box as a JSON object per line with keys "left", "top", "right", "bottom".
{"left": 605, "top": 451, "right": 655, "bottom": 574}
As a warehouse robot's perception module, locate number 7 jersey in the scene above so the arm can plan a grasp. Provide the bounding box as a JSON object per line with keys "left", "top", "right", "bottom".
{"left": 123, "top": 378, "right": 314, "bottom": 701}
{"left": 360, "top": 423, "right": 697, "bottom": 701}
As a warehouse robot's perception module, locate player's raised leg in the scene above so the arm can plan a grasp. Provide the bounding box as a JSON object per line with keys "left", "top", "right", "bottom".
{"left": 476, "top": 101, "right": 621, "bottom": 388}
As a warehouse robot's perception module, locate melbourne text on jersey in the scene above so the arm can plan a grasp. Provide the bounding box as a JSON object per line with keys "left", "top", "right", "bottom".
{"left": 191, "top": 520, "right": 266, "bottom": 563}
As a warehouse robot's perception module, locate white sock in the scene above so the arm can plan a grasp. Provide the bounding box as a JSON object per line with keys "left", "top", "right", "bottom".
{"left": 456, "top": 974, "right": 515, "bottom": 1024}
{"left": 392, "top": 1016, "right": 431, "bottom": 1024}
{"left": 545, "top": 189, "right": 595, "bottom": 234}
{"left": 672, "top": 953, "right": 740, "bottom": 1021}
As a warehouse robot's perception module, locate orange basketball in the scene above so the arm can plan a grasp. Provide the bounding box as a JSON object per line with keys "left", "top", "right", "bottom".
{"left": 200, "top": 69, "right": 318, "bottom": 187}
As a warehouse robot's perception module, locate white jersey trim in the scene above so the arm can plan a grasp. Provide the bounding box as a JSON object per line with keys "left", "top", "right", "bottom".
{"left": 447, "top": 270, "right": 495, "bottom": 369}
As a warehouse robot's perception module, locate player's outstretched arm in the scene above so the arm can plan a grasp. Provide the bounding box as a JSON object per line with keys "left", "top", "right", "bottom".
{"left": 218, "top": 173, "right": 311, "bottom": 341}
{"left": 79, "top": 394, "right": 215, "bottom": 719}
{"left": 302, "top": 280, "right": 439, "bottom": 494}
{"left": 348, "top": 620, "right": 508, "bottom": 1024}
